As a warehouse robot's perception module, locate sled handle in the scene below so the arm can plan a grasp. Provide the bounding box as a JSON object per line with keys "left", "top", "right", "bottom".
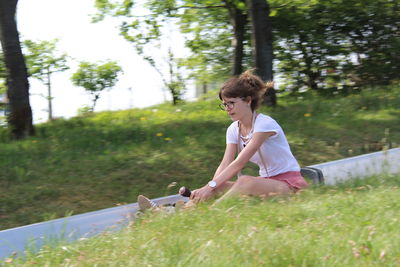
{"left": 179, "top": 186, "right": 191, "bottom": 197}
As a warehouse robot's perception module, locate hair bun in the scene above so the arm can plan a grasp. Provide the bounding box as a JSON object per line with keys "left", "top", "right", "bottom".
{"left": 239, "top": 69, "right": 258, "bottom": 87}
{"left": 265, "top": 81, "right": 274, "bottom": 89}
{"left": 220, "top": 70, "right": 273, "bottom": 111}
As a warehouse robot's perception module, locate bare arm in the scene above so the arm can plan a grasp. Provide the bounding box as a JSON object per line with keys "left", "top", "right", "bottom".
{"left": 191, "top": 131, "right": 275, "bottom": 201}
{"left": 212, "top": 132, "right": 274, "bottom": 186}
{"left": 212, "top": 143, "right": 236, "bottom": 179}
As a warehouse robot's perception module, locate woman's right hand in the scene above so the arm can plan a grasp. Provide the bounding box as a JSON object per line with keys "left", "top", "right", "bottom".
{"left": 190, "top": 185, "right": 214, "bottom": 203}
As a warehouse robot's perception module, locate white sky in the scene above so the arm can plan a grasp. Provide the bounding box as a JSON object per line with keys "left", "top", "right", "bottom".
{"left": 16, "top": 0, "right": 193, "bottom": 123}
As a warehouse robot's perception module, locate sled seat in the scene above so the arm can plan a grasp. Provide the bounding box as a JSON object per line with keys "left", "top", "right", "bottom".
{"left": 300, "top": 167, "right": 324, "bottom": 184}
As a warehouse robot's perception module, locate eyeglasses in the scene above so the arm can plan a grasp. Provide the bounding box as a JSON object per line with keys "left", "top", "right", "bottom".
{"left": 219, "top": 100, "right": 240, "bottom": 111}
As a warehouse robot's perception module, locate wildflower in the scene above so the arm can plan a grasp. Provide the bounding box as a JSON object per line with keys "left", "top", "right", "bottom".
{"left": 140, "top": 117, "right": 146, "bottom": 121}
{"left": 348, "top": 240, "right": 361, "bottom": 258}
{"left": 152, "top": 109, "right": 158, "bottom": 112}
{"left": 304, "top": 113, "right": 312, "bottom": 117}
{"left": 379, "top": 250, "right": 386, "bottom": 259}
{"left": 164, "top": 137, "right": 172, "bottom": 141}
{"left": 156, "top": 132, "right": 163, "bottom": 137}
{"left": 175, "top": 108, "right": 182, "bottom": 112}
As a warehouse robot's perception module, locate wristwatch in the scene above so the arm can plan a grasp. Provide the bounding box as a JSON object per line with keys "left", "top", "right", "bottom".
{"left": 208, "top": 180, "right": 217, "bottom": 189}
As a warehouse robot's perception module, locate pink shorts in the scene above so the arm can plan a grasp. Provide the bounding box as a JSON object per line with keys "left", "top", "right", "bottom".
{"left": 261, "top": 171, "right": 308, "bottom": 192}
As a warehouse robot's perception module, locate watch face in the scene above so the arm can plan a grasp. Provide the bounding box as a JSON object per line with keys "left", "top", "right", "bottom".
{"left": 208, "top": 181, "right": 217, "bottom": 188}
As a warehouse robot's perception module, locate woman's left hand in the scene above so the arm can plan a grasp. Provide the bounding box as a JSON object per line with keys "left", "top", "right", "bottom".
{"left": 190, "top": 185, "right": 214, "bottom": 203}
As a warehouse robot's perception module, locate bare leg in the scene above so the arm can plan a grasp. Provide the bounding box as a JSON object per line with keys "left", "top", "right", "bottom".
{"left": 215, "top": 175, "right": 292, "bottom": 204}
{"left": 214, "top": 181, "right": 235, "bottom": 196}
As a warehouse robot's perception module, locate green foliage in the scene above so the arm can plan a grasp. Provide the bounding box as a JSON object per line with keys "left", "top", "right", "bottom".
{"left": 0, "top": 51, "right": 7, "bottom": 122}
{"left": 0, "top": 51, "right": 6, "bottom": 94}
{"left": 0, "top": 85, "right": 6, "bottom": 126}
{"left": 272, "top": 0, "right": 400, "bottom": 94}
{"left": 0, "top": 85, "right": 399, "bottom": 231}
{"left": 0, "top": 84, "right": 5, "bottom": 95}
{"left": 71, "top": 60, "right": 122, "bottom": 111}
{"left": 94, "top": 0, "right": 400, "bottom": 99}
{"left": 94, "top": 0, "right": 188, "bottom": 105}
{"left": 12, "top": 174, "right": 400, "bottom": 265}
{"left": 76, "top": 105, "right": 93, "bottom": 116}
{"left": 23, "top": 39, "right": 69, "bottom": 82}
{"left": 93, "top": 0, "right": 241, "bottom": 99}
{"left": 177, "top": 0, "right": 239, "bottom": 83}
{"left": 22, "top": 39, "right": 70, "bottom": 120}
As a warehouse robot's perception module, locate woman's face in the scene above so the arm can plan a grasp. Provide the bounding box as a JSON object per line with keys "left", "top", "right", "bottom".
{"left": 221, "top": 97, "right": 251, "bottom": 120}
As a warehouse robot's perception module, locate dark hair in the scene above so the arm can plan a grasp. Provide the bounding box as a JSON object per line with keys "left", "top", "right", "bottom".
{"left": 219, "top": 70, "right": 273, "bottom": 111}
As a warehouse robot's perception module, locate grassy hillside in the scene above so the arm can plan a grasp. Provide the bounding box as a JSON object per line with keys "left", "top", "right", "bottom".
{"left": 0, "top": 86, "right": 399, "bottom": 230}
{"left": 10, "top": 174, "right": 400, "bottom": 266}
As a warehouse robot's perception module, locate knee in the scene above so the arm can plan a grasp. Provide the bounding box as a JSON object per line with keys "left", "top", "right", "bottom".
{"left": 235, "top": 175, "right": 253, "bottom": 187}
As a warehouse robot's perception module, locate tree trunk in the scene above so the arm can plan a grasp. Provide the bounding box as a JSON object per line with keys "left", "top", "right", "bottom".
{"left": 91, "top": 94, "right": 100, "bottom": 112}
{"left": 224, "top": 0, "right": 247, "bottom": 76}
{"left": 298, "top": 34, "right": 320, "bottom": 91}
{"left": 202, "top": 83, "right": 207, "bottom": 95}
{"left": 246, "top": 0, "right": 276, "bottom": 107}
{"left": 0, "top": 0, "right": 34, "bottom": 138}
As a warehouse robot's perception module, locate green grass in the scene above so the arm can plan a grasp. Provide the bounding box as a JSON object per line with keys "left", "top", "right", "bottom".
{"left": 8, "top": 174, "right": 400, "bottom": 266}
{"left": 0, "top": 85, "right": 399, "bottom": 230}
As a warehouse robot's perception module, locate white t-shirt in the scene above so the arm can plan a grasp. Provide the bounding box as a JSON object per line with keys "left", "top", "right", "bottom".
{"left": 226, "top": 113, "right": 300, "bottom": 177}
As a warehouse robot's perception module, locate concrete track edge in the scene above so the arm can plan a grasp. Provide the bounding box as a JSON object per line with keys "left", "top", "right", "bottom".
{"left": 1, "top": 148, "right": 399, "bottom": 259}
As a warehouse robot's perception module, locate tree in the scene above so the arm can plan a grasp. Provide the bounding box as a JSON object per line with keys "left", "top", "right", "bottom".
{"left": 175, "top": 0, "right": 238, "bottom": 94}
{"left": 327, "top": 0, "right": 400, "bottom": 86}
{"left": 119, "top": 18, "right": 187, "bottom": 105}
{"left": 0, "top": 0, "right": 34, "bottom": 138}
{"left": 246, "top": 0, "right": 275, "bottom": 106}
{"left": 93, "top": 0, "right": 277, "bottom": 105}
{"left": 94, "top": 1, "right": 189, "bottom": 105}
{"left": 222, "top": 0, "right": 248, "bottom": 76}
{"left": 71, "top": 61, "right": 122, "bottom": 111}
{"left": 149, "top": 47, "right": 186, "bottom": 105}
{"left": 272, "top": 0, "right": 400, "bottom": 94}
{"left": 23, "top": 39, "right": 70, "bottom": 121}
{"left": 96, "top": 0, "right": 276, "bottom": 105}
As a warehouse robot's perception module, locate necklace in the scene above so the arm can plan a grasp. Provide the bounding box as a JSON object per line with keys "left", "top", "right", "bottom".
{"left": 241, "top": 128, "right": 252, "bottom": 140}
{"left": 240, "top": 112, "right": 257, "bottom": 141}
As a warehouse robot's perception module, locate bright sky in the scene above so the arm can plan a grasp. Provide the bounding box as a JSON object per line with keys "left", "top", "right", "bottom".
{"left": 17, "top": 0, "right": 193, "bottom": 123}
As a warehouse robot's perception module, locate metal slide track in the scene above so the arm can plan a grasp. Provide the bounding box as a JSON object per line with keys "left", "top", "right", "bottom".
{"left": 1, "top": 148, "right": 399, "bottom": 259}
{"left": 310, "top": 148, "right": 400, "bottom": 185}
{"left": 0, "top": 195, "right": 186, "bottom": 259}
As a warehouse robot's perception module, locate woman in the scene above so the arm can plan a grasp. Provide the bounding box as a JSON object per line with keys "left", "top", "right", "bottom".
{"left": 137, "top": 71, "right": 307, "bottom": 211}
{"left": 189, "top": 70, "right": 308, "bottom": 203}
